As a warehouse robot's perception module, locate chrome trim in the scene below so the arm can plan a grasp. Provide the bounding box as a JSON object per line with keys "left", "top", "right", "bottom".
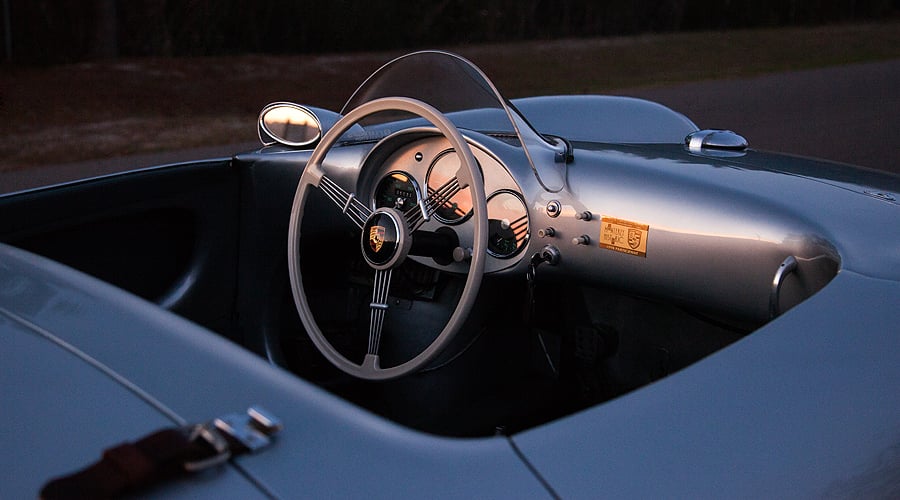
{"left": 0, "top": 305, "right": 187, "bottom": 427}
{"left": 686, "top": 129, "right": 748, "bottom": 152}
{"left": 257, "top": 101, "right": 323, "bottom": 148}
{"left": 770, "top": 255, "right": 799, "bottom": 318}
{"left": 212, "top": 406, "right": 283, "bottom": 453}
{"left": 546, "top": 200, "right": 561, "bottom": 218}
{"left": 864, "top": 190, "right": 898, "bottom": 204}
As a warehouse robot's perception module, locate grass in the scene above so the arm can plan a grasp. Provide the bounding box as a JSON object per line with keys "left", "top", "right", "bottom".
{"left": 1, "top": 21, "right": 897, "bottom": 170}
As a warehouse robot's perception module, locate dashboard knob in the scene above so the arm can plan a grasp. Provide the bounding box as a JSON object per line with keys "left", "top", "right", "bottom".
{"left": 452, "top": 246, "right": 473, "bottom": 262}
{"left": 575, "top": 211, "right": 592, "bottom": 221}
{"left": 572, "top": 235, "right": 590, "bottom": 246}
{"left": 538, "top": 227, "right": 556, "bottom": 238}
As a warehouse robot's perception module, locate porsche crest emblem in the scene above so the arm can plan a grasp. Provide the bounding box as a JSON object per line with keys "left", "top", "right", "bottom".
{"left": 627, "top": 228, "right": 642, "bottom": 250}
{"left": 369, "top": 225, "right": 386, "bottom": 253}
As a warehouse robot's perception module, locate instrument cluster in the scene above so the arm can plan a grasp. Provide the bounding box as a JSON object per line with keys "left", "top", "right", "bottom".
{"left": 370, "top": 137, "right": 529, "bottom": 265}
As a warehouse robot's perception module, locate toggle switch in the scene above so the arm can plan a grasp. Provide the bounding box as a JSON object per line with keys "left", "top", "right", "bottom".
{"left": 572, "top": 235, "right": 590, "bottom": 246}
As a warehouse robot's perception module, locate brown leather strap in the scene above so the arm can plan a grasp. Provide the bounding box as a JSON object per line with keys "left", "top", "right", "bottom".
{"left": 40, "top": 428, "right": 218, "bottom": 499}
{"left": 39, "top": 406, "right": 282, "bottom": 499}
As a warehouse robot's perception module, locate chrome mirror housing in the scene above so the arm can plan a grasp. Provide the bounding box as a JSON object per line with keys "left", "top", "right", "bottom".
{"left": 258, "top": 102, "right": 323, "bottom": 147}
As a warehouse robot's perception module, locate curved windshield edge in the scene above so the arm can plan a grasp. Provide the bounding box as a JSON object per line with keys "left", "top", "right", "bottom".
{"left": 342, "top": 51, "right": 568, "bottom": 192}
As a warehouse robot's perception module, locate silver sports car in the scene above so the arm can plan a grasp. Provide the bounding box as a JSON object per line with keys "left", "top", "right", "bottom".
{"left": 3, "top": 51, "right": 898, "bottom": 498}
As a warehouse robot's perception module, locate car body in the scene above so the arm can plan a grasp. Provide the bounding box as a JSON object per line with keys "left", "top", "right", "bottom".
{"left": 2, "top": 51, "right": 899, "bottom": 498}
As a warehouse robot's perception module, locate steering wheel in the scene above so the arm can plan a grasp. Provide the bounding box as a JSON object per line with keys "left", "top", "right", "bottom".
{"left": 287, "top": 97, "right": 487, "bottom": 380}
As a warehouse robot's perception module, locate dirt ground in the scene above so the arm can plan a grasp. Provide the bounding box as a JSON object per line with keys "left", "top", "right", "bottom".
{"left": 1, "top": 22, "right": 898, "bottom": 173}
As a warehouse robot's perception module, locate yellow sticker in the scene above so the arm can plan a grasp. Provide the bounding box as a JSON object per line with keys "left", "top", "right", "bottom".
{"left": 599, "top": 217, "right": 649, "bottom": 257}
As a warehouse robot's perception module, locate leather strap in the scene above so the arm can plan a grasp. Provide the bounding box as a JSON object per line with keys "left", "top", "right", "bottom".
{"left": 40, "top": 427, "right": 221, "bottom": 499}
{"left": 39, "top": 406, "right": 281, "bottom": 499}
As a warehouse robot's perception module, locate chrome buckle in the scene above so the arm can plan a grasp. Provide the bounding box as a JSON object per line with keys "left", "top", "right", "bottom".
{"left": 183, "top": 406, "right": 282, "bottom": 471}
{"left": 183, "top": 423, "right": 231, "bottom": 472}
{"left": 213, "top": 405, "right": 283, "bottom": 452}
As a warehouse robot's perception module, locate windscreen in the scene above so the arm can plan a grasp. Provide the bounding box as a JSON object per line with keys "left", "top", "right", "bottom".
{"left": 341, "top": 51, "right": 566, "bottom": 191}
{"left": 344, "top": 52, "right": 499, "bottom": 113}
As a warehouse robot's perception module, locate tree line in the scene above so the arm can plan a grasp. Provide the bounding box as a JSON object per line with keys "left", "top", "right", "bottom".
{"left": 4, "top": 0, "right": 896, "bottom": 65}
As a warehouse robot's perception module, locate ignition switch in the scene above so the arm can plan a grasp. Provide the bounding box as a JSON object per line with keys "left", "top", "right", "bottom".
{"left": 526, "top": 245, "right": 559, "bottom": 283}
{"left": 539, "top": 244, "right": 560, "bottom": 265}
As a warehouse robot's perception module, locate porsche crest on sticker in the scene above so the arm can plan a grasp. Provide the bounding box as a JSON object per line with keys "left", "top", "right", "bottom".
{"left": 369, "top": 225, "right": 385, "bottom": 253}
{"left": 599, "top": 217, "right": 649, "bottom": 257}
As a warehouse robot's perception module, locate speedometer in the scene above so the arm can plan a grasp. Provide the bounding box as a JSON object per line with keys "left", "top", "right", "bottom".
{"left": 486, "top": 191, "right": 529, "bottom": 258}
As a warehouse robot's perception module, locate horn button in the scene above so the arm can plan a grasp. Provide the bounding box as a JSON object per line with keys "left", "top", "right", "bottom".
{"left": 361, "top": 209, "right": 411, "bottom": 270}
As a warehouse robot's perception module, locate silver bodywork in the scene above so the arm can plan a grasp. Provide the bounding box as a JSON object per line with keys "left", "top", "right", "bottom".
{"left": 1, "top": 51, "right": 898, "bottom": 497}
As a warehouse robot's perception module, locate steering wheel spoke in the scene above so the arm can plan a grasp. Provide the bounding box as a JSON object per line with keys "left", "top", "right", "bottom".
{"left": 367, "top": 268, "right": 392, "bottom": 355}
{"left": 405, "top": 175, "right": 467, "bottom": 231}
{"left": 317, "top": 174, "right": 372, "bottom": 229}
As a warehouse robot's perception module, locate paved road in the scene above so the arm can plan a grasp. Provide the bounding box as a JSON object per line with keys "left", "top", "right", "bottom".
{"left": 2, "top": 59, "right": 897, "bottom": 194}
{"left": 614, "top": 59, "right": 899, "bottom": 174}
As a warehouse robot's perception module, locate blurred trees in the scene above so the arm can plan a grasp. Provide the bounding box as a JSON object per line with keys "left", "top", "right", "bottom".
{"left": 3, "top": 0, "right": 896, "bottom": 65}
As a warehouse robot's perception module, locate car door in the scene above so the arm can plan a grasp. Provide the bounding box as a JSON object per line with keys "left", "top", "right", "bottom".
{"left": 0, "top": 160, "right": 240, "bottom": 339}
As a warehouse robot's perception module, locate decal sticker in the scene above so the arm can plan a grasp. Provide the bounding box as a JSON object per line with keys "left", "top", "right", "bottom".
{"left": 599, "top": 217, "right": 649, "bottom": 257}
{"left": 369, "top": 225, "right": 385, "bottom": 253}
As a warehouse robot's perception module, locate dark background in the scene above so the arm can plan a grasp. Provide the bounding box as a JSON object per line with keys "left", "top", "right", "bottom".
{"left": 1, "top": 1, "right": 897, "bottom": 192}
{"left": 4, "top": 0, "right": 898, "bottom": 65}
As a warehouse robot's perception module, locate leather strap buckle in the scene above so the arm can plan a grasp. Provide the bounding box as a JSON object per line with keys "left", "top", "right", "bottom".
{"left": 182, "top": 423, "right": 231, "bottom": 472}
{"left": 40, "top": 406, "right": 282, "bottom": 499}
{"left": 213, "top": 405, "right": 283, "bottom": 452}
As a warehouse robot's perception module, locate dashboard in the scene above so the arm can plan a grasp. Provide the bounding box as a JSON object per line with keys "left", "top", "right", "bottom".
{"left": 363, "top": 134, "right": 530, "bottom": 273}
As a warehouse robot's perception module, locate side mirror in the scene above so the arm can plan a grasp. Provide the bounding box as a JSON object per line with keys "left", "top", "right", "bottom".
{"left": 258, "top": 102, "right": 323, "bottom": 147}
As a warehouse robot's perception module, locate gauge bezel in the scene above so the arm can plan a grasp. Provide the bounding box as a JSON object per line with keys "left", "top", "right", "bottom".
{"left": 485, "top": 189, "right": 530, "bottom": 259}
{"left": 426, "top": 149, "right": 475, "bottom": 225}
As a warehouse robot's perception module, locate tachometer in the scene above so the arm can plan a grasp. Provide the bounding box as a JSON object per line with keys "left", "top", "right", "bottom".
{"left": 426, "top": 150, "right": 473, "bottom": 224}
{"left": 486, "top": 191, "right": 529, "bottom": 258}
{"left": 374, "top": 172, "right": 420, "bottom": 212}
